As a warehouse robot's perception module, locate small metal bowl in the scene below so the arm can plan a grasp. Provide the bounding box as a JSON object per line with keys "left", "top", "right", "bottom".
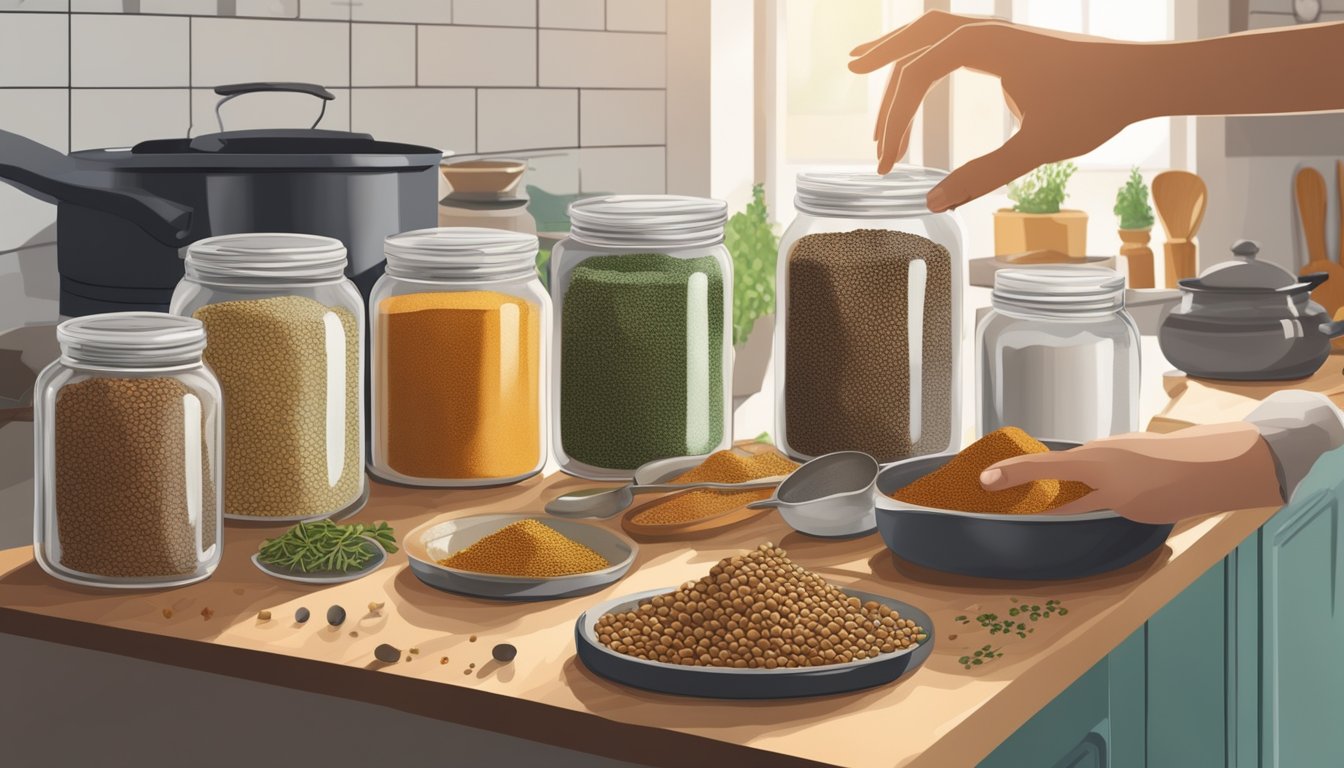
{"left": 874, "top": 441, "right": 1172, "bottom": 580}
{"left": 748, "top": 451, "right": 879, "bottom": 538}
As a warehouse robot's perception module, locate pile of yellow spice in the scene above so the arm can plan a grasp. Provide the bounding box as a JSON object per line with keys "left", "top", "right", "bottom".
{"left": 438, "top": 519, "right": 610, "bottom": 577}
{"left": 890, "top": 427, "right": 1093, "bottom": 515}
{"left": 631, "top": 450, "right": 799, "bottom": 526}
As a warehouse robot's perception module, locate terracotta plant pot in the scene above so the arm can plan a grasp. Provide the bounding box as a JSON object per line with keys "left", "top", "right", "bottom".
{"left": 732, "top": 314, "right": 774, "bottom": 399}
{"left": 1118, "top": 228, "right": 1155, "bottom": 289}
{"left": 993, "top": 209, "right": 1088, "bottom": 258}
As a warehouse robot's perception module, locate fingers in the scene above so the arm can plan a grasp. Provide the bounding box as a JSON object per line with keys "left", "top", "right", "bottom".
{"left": 874, "top": 46, "right": 928, "bottom": 153}
{"left": 926, "top": 128, "right": 1048, "bottom": 211}
{"left": 876, "top": 24, "right": 999, "bottom": 174}
{"left": 849, "top": 10, "right": 987, "bottom": 73}
{"left": 980, "top": 450, "right": 1100, "bottom": 490}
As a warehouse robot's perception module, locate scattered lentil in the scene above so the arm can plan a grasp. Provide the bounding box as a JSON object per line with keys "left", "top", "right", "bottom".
{"left": 378, "top": 291, "right": 541, "bottom": 480}
{"left": 374, "top": 644, "right": 400, "bottom": 663}
{"left": 162, "top": 609, "right": 173, "bottom": 619}
{"left": 470, "top": 636, "right": 477, "bottom": 643}
{"left": 560, "top": 253, "right": 725, "bottom": 470}
{"left": 295, "top": 607, "right": 310, "bottom": 624}
{"left": 440, "top": 657, "right": 449, "bottom": 665}
{"left": 368, "top": 601, "right": 384, "bottom": 613}
{"left": 409, "top": 647, "right": 420, "bottom": 655}
{"left": 492, "top": 643, "right": 517, "bottom": 663}
{"left": 784, "top": 229, "right": 953, "bottom": 461}
{"left": 890, "top": 427, "right": 1093, "bottom": 514}
{"left": 53, "top": 377, "right": 217, "bottom": 578}
{"left": 439, "top": 520, "right": 609, "bottom": 578}
{"left": 327, "top": 605, "right": 346, "bottom": 626}
{"left": 194, "top": 295, "right": 362, "bottom": 519}
{"left": 631, "top": 450, "right": 799, "bottom": 526}
{"left": 349, "top": 631, "right": 359, "bottom": 638}
{"left": 257, "top": 610, "right": 271, "bottom": 621}
{"left": 596, "top": 543, "right": 926, "bottom": 668}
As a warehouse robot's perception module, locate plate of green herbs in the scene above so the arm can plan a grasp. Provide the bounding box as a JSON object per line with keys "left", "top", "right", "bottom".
{"left": 251, "top": 520, "right": 398, "bottom": 584}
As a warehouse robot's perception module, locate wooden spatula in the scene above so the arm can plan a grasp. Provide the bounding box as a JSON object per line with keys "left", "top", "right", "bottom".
{"left": 1296, "top": 166, "right": 1344, "bottom": 316}
{"left": 1153, "top": 171, "right": 1207, "bottom": 287}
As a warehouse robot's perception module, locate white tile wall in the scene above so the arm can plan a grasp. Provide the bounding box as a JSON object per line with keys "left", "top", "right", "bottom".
{"left": 538, "top": 30, "right": 665, "bottom": 88}
{"left": 477, "top": 89, "right": 577, "bottom": 152}
{"left": 418, "top": 25, "right": 536, "bottom": 86}
{"left": 71, "top": 14, "right": 189, "bottom": 87}
{"left": 190, "top": 86, "right": 351, "bottom": 134}
{"left": 349, "top": 88, "right": 474, "bottom": 154}
{"left": 138, "top": 0, "right": 216, "bottom": 14}
{"left": 300, "top": 0, "right": 349, "bottom": 19}
{"left": 525, "top": 149, "right": 581, "bottom": 196}
{"left": 71, "top": 88, "right": 190, "bottom": 149}
{"left": 0, "top": 89, "right": 67, "bottom": 252}
{"left": 352, "top": 22, "right": 416, "bottom": 86}
{"left": 192, "top": 18, "right": 349, "bottom": 87}
{"left": 352, "top": 0, "right": 451, "bottom": 24}
{"left": 0, "top": 13, "right": 67, "bottom": 86}
{"left": 580, "top": 89, "right": 663, "bottom": 146}
{"left": 605, "top": 0, "right": 665, "bottom": 32}
{"left": 580, "top": 146, "right": 664, "bottom": 193}
{"left": 0, "top": 0, "right": 66, "bottom": 10}
{"left": 453, "top": 0, "right": 534, "bottom": 27}
{"left": 539, "top": 0, "right": 603, "bottom": 30}
{"left": 233, "top": 0, "right": 299, "bottom": 17}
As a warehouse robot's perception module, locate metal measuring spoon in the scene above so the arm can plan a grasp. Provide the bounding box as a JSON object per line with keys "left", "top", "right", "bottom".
{"left": 746, "top": 452, "right": 880, "bottom": 538}
{"left": 545, "top": 476, "right": 790, "bottom": 519}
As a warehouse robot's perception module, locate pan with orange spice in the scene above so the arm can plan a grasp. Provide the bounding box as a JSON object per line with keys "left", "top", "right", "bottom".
{"left": 874, "top": 428, "right": 1173, "bottom": 580}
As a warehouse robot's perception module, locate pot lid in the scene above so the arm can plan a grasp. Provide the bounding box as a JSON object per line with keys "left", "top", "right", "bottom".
{"left": 1185, "top": 240, "right": 1302, "bottom": 291}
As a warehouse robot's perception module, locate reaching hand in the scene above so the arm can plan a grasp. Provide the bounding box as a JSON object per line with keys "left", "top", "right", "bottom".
{"left": 979, "top": 423, "right": 1284, "bottom": 524}
{"left": 850, "top": 11, "right": 1344, "bottom": 212}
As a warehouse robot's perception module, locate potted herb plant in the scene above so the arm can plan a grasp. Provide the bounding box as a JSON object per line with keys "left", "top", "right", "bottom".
{"left": 726, "top": 183, "right": 779, "bottom": 398}
{"left": 993, "top": 161, "right": 1087, "bottom": 257}
{"left": 1113, "top": 167, "right": 1156, "bottom": 289}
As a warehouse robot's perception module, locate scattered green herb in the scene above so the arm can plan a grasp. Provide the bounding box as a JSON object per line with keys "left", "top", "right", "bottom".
{"left": 257, "top": 520, "right": 397, "bottom": 574}
{"left": 960, "top": 645, "right": 1004, "bottom": 669}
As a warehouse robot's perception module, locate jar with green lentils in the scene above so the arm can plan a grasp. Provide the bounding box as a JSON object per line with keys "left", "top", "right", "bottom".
{"left": 551, "top": 195, "right": 733, "bottom": 479}
{"left": 775, "top": 169, "right": 964, "bottom": 463}
{"left": 170, "top": 233, "right": 367, "bottom": 522}
{"left": 33, "top": 313, "right": 222, "bottom": 588}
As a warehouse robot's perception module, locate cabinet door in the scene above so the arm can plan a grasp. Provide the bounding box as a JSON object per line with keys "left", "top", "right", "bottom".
{"left": 1258, "top": 486, "right": 1344, "bottom": 766}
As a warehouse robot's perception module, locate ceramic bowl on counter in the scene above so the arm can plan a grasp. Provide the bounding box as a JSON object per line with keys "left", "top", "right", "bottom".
{"left": 874, "top": 441, "right": 1172, "bottom": 580}
{"left": 1159, "top": 240, "right": 1344, "bottom": 381}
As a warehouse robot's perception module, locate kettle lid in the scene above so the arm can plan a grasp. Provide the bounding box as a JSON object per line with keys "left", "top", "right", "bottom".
{"left": 1190, "top": 240, "right": 1301, "bottom": 290}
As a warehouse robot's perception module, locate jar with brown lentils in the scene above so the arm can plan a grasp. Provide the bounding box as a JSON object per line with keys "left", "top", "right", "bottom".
{"left": 34, "top": 313, "right": 223, "bottom": 588}
{"left": 170, "top": 233, "right": 367, "bottom": 522}
{"left": 774, "top": 169, "right": 964, "bottom": 463}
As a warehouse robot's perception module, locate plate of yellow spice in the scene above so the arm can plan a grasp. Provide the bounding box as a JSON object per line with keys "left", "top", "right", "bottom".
{"left": 403, "top": 514, "right": 637, "bottom": 600}
{"left": 620, "top": 448, "right": 801, "bottom": 539}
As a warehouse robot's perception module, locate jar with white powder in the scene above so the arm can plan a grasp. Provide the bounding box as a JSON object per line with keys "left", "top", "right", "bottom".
{"left": 976, "top": 267, "right": 1139, "bottom": 443}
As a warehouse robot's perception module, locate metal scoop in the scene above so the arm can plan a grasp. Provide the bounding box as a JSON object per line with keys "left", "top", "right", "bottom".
{"left": 545, "top": 476, "right": 789, "bottom": 520}
{"left": 746, "top": 451, "right": 880, "bottom": 538}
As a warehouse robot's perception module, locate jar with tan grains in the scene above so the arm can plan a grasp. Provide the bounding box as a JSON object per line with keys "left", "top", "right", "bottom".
{"left": 33, "top": 313, "right": 222, "bottom": 588}
{"left": 170, "top": 233, "right": 367, "bottom": 522}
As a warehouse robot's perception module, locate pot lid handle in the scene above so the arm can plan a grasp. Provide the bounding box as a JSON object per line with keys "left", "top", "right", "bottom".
{"left": 213, "top": 82, "right": 335, "bottom": 133}
{"left": 1231, "top": 239, "right": 1260, "bottom": 258}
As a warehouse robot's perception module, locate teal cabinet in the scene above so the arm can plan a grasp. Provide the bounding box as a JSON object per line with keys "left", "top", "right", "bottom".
{"left": 982, "top": 455, "right": 1344, "bottom": 767}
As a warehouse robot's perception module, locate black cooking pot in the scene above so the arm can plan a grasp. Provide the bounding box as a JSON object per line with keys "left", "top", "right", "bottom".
{"left": 0, "top": 82, "right": 442, "bottom": 316}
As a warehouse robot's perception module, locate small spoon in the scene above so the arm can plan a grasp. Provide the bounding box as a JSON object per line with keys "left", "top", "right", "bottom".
{"left": 546, "top": 476, "right": 789, "bottom": 519}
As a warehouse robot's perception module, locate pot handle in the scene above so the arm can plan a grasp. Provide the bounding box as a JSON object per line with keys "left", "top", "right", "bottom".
{"left": 1299, "top": 272, "right": 1330, "bottom": 292}
{"left": 214, "top": 82, "right": 335, "bottom": 131}
{"left": 1320, "top": 319, "right": 1344, "bottom": 338}
{"left": 0, "top": 129, "right": 194, "bottom": 246}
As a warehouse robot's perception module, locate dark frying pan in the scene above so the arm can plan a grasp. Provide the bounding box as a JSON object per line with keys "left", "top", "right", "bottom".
{"left": 873, "top": 441, "right": 1172, "bottom": 580}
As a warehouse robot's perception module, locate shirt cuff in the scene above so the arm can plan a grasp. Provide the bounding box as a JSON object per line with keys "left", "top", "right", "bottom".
{"left": 1244, "top": 390, "right": 1344, "bottom": 502}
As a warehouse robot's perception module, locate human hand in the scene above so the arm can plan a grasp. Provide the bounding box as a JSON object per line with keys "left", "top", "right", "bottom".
{"left": 978, "top": 423, "right": 1284, "bottom": 524}
{"left": 848, "top": 11, "right": 1146, "bottom": 210}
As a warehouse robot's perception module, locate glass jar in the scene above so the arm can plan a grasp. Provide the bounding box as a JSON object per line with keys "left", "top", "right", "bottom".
{"left": 370, "top": 227, "right": 549, "bottom": 486}
{"left": 169, "top": 233, "right": 367, "bottom": 522}
{"left": 977, "top": 267, "right": 1140, "bottom": 442}
{"left": 34, "top": 313, "right": 222, "bottom": 588}
{"left": 775, "top": 169, "right": 963, "bottom": 462}
{"left": 551, "top": 195, "right": 733, "bottom": 479}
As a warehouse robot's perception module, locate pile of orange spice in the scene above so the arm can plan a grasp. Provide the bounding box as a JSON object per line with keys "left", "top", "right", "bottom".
{"left": 890, "top": 427, "right": 1092, "bottom": 515}
{"left": 631, "top": 450, "right": 799, "bottom": 526}
{"left": 377, "top": 291, "right": 541, "bottom": 481}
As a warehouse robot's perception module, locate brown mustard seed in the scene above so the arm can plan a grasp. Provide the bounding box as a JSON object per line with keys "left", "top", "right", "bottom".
{"left": 595, "top": 543, "right": 926, "bottom": 669}
{"left": 349, "top": 631, "right": 359, "bottom": 637}
{"left": 470, "top": 635, "right": 477, "bottom": 642}
{"left": 201, "top": 607, "right": 214, "bottom": 621}
{"left": 440, "top": 657, "right": 450, "bottom": 665}
{"left": 785, "top": 229, "right": 953, "bottom": 461}
{"left": 257, "top": 610, "right": 271, "bottom": 621}
{"left": 162, "top": 608, "right": 173, "bottom": 619}
{"left": 368, "top": 601, "right": 384, "bottom": 613}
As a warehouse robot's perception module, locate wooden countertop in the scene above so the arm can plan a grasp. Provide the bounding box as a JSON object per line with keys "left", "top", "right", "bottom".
{"left": 5, "top": 361, "right": 1337, "bottom": 768}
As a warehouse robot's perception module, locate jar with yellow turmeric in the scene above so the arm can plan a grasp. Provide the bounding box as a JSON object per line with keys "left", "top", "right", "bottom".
{"left": 370, "top": 228, "right": 549, "bottom": 486}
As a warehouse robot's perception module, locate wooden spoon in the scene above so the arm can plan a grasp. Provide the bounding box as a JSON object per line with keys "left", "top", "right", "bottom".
{"left": 1295, "top": 166, "right": 1344, "bottom": 316}
{"left": 1333, "top": 160, "right": 1344, "bottom": 350}
{"left": 1153, "top": 171, "right": 1208, "bottom": 287}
